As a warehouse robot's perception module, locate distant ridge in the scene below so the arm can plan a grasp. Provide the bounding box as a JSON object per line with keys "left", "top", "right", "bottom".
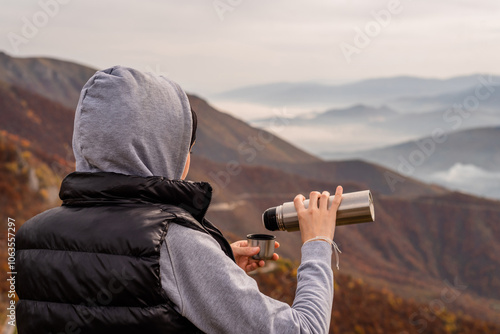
{"left": 252, "top": 104, "right": 399, "bottom": 127}
{"left": 328, "top": 126, "right": 500, "bottom": 173}
{"left": 213, "top": 74, "right": 500, "bottom": 107}
{"left": 388, "top": 79, "right": 500, "bottom": 112}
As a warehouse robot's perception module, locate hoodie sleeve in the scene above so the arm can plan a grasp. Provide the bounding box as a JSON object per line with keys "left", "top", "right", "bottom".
{"left": 160, "top": 223, "right": 334, "bottom": 334}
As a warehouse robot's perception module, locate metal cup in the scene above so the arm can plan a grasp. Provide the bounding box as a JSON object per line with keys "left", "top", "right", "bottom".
{"left": 246, "top": 234, "right": 276, "bottom": 260}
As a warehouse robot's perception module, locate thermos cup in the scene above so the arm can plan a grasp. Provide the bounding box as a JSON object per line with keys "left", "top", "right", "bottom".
{"left": 246, "top": 234, "right": 276, "bottom": 260}
{"left": 262, "top": 190, "right": 375, "bottom": 232}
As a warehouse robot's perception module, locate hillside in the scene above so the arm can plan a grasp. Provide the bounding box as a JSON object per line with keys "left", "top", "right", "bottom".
{"left": 187, "top": 155, "right": 500, "bottom": 323}
{"left": 0, "top": 51, "right": 318, "bottom": 167}
{"left": 0, "top": 51, "right": 95, "bottom": 109}
{"left": 253, "top": 262, "right": 500, "bottom": 334}
{"left": 325, "top": 126, "right": 500, "bottom": 199}
{"left": 3, "top": 132, "right": 499, "bottom": 332}
{"left": 332, "top": 126, "right": 500, "bottom": 174}
{"left": 0, "top": 82, "right": 75, "bottom": 166}
{"left": 188, "top": 94, "right": 319, "bottom": 165}
{"left": 0, "top": 133, "right": 62, "bottom": 318}
{"left": 274, "top": 160, "right": 449, "bottom": 197}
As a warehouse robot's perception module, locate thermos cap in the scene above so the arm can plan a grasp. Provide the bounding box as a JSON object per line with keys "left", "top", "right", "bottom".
{"left": 262, "top": 207, "right": 278, "bottom": 231}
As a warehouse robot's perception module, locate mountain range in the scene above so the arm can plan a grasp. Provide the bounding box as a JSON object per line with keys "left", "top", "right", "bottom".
{"left": 1, "top": 52, "right": 499, "bottom": 331}
{"left": 246, "top": 77, "right": 500, "bottom": 201}
{"left": 252, "top": 102, "right": 500, "bottom": 154}
{"left": 387, "top": 79, "right": 500, "bottom": 113}
{"left": 213, "top": 74, "right": 500, "bottom": 110}
{"left": 320, "top": 126, "right": 500, "bottom": 200}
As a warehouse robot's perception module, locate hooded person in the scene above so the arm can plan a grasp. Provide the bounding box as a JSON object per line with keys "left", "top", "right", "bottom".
{"left": 72, "top": 66, "right": 195, "bottom": 179}
{"left": 15, "top": 66, "right": 343, "bottom": 334}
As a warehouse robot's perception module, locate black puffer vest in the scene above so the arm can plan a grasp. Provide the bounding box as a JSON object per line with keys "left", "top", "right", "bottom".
{"left": 16, "top": 172, "right": 235, "bottom": 334}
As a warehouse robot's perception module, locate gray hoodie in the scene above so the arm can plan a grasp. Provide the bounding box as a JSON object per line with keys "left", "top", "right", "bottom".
{"left": 72, "top": 67, "right": 334, "bottom": 333}
{"left": 73, "top": 65, "right": 192, "bottom": 179}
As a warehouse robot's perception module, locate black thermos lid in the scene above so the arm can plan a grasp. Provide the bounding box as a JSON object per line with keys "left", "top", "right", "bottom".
{"left": 262, "top": 207, "right": 278, "bottom": 231}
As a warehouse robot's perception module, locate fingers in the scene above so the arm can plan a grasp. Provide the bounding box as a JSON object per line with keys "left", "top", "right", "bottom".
{"left": 231, "top": 240, "right": 248, "bottom": 247}
{"left": 234, "top": 245, "right": 260, "bottom": 257}
{"left": 246, "top": 262, "right": 258, "bottom": 272}
{"left": 253, "top": 254, "right": 278, "bottom": 270}
{"left": 329, "top": 185, "right": 343, "bottom": 211}
{"left": 295, "top": 187, "right": 343, "bottom": 243}
{"left": 319, "top": 191, "right": 330, "bottom": 210}
{"left": 293, "top": 194, "right": 306, "bottom": 212}
{"left": 294, "top": 188, "right": 342, "bottom": 211}
{"left": 246, "top": 259, "right": 264, "bottom": 272}
{"left": 308, "top": 191, "right": 321, "bottom": 210}
{"left": 335, "top": 185, "right": 343, "bottom": 199}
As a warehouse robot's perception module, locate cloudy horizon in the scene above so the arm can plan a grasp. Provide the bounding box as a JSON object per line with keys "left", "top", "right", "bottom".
{"left": 1, "top": 0, "right": 499, "bottom": 98}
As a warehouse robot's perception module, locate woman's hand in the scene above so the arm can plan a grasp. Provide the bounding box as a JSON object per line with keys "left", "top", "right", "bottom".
{"left": 231, "top": 240, "right": 280, "bottom": 273}
{"left": 294, "top": 185, "right": 343, "bottom": 244}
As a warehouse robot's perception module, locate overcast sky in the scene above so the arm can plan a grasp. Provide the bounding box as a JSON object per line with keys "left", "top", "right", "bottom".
{"left": 1, "top": 0, "right": 499, "bottom": 97}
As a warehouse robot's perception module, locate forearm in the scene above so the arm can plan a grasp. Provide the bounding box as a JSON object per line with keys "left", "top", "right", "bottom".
{"left": 291, "top": 241, "right": 334, "bottom": 333}
{"left": 161, "top": 224, "right": 334, "bottom": 334}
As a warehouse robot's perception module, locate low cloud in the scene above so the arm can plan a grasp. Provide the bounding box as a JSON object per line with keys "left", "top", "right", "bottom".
{"left": 430, "top": 163, "right": 500, "bottom": 199}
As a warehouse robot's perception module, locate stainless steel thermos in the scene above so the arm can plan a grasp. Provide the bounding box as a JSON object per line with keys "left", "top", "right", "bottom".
{"left": 262, "top": 190, "right": 375, "bottom": 232}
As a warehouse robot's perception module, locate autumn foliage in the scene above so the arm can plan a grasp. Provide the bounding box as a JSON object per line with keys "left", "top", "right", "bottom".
{"left": 252, "top": 260, "right": 500, "bottom": 334}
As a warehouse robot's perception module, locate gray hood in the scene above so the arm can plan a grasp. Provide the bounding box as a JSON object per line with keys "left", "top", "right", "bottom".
{"left": 72, "top": 66, "right": 192, "bottom": 179}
